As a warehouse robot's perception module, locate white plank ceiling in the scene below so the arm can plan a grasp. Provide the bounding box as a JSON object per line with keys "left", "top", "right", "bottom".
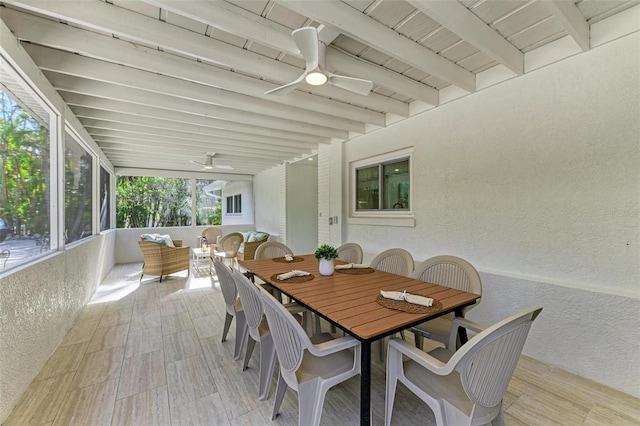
{"left": 1, "top": 0, "right": 637, "bottom": 177}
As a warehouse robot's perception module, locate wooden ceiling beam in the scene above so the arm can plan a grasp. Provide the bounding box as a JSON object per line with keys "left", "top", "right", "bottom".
{"left": 407, "top": 0, "right": 524, "bottom": 75}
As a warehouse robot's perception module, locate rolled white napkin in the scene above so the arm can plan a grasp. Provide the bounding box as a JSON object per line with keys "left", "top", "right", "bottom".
{"left": 335, "top": 263, "right": 369, "bottom": 270}
{"left": 380, "top": 290, "right": 407, "bottom": 300}
{"left": 404, "top": 294, "right": 434, "bottom": 307}
{"left": 380, "top": 290, "right": 433, "bottom": 307}
{"left": 284, "top": 254, "right": 293, "bottom": 261}
{"left": 277, "top": 270, "right": 311, "bottom": 280}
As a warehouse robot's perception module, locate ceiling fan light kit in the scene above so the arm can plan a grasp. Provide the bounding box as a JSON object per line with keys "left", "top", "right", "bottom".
{"left": 305, "top": 71, "right": 328, "bottom": 86}
{"left": 190, "top": 153, "right": 233, "bottom": 170}
{"left": 265, "top": 26, "right": 373, "bottom": 96}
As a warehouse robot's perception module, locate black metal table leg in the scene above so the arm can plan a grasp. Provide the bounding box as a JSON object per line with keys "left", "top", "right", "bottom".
{"left": 360, "top": 340, "right": 371, "bottom": 425}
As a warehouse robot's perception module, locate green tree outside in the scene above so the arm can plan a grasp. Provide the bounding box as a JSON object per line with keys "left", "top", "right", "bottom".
{"left": 116, "top": 176, "right": 192, "bottom": 228}
{"left": 0, "top": 91, "right": 50, "bottom": 238}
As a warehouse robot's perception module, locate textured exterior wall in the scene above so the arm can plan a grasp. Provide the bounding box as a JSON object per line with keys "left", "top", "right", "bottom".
{"left": 345, "top": 33, "right": 639, "bottom": 294}
{"left": 0, "top": 233, "right": 115, "bottom": 422}
{"left": 254, "top": 166, "right": 286, "bottom": 242}
{"left": 471, "top": 272, "right": 640, "bottom": 397}
{"left": 340, "top": 33, "right": 639, "bottom": 395}
{"left": 221, "top": 180, "right": 254, "bottom": 226}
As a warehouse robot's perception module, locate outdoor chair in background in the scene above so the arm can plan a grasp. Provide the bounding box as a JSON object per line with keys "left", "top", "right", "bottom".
{"left": 213, "top": 232, "right": 244, "bottom": 270}
{"left": 137, "top": 237, "right": 189, "bottom": 283}
{"left": 254, "top": 241, "right": 294, "bottom": 260}
{"left": 337, "top": 242, "right": 363, "bottom": 264}
{"left": 409, "top": 255, "right": 482, "bottom": 350}
{"left": 200, "top": 226, "right": 223, "bottom": 248}
{"left": 369, "top": 247, "right": 415, "bottom": 359}
{"left": 369, "top": 248, "right": 414, "bottom": 276}
{"left": 251, "top": 241, "right": 315, "bottom": 334}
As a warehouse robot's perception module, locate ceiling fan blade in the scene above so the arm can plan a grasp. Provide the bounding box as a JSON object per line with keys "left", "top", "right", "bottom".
{"left": 189, "top": 159, "right": 205, "bottom": 166}
{"left": 328, "top": 74, "right": 373, "bottom": 96}
{"left": 264, "top": 72, "right": 307, "bottom": 96}
{"left": 214, "top": 165, "right": 234, "bottom": 170}
{"left": 292, "top": 27, "right": 319, "bottom": 70}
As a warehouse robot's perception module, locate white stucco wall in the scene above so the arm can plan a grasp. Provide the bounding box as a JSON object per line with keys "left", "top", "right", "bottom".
{"left": 0, "top": 233, "right": 116, "bottom": 422}
{"left": 220, "top": 180, "right": 254, "bottom": 226}
{"left": 286, "top": 159, "right": 318, "bottom": 254}
{"left": 339, "top": 33, "right": 639, "bottom": 396}
{"left": 254, "top": 165, "right": 285, "bottom": 241}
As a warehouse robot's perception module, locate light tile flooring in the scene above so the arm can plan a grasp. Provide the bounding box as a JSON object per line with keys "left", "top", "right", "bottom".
{"left": 4, "top": 263, "right": 640, "bottom": 425}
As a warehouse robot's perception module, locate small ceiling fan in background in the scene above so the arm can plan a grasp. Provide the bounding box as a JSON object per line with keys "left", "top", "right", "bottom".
{"left": 190, "top": 153, "right": 233, "bottom": 170}
{"left": 265, "top": 26, "right": 374, "bottom": 96}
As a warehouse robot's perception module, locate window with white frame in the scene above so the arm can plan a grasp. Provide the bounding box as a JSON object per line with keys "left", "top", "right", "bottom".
{"left": 64, "top": 131, "right": 94, "bottom": 243}
{"left": 99, "top": 165, "right": 111, "bottom": 231}
{"left": 0, "top": 69, "right": 54, "bottom": 267}
{"left": 196, "top": 179, "right": 222, "bottom": 225}
{"left": 226, "top": 194, "right": 241, "bottom": 214}
{"left": 350, "top": 148, "right": 413, "bottom": 225}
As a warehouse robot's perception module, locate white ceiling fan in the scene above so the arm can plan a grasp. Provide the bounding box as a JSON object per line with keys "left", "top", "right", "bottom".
{"left": 189, "top": 153, "right": 233, "bottom": 170}
{"left": 265, "top": 26, "right": 373, "bottom": 96}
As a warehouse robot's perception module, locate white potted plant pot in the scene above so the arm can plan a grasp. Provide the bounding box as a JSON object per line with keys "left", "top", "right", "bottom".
{"left": 319, "top": 258, "right": 335, "bottom": 276}
{"left": 315, "top": 244, "right": 338, "bottom": 276}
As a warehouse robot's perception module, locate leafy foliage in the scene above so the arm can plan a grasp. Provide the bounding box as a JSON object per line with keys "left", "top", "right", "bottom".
{"left": 0, "top": 92, "right": 50, "bottom": 237}
{"left": 116, "top": 176, "right": 193, "bottom": 228}
{"left": 315, "top": 244, "right": 338, "bottom": 260}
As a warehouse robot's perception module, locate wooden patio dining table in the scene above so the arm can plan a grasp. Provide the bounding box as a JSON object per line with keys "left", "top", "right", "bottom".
{"left": 239, "top": 254, "right": 479, "bottom": 426}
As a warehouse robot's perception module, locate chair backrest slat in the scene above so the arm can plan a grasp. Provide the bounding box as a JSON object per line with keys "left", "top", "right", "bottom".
{"left": 370, "top": 248, "right": 414, "bottom": 276}
{"left": 412, "top": 256, "right": 481, "bottom": 295}
{"left": 254, "top": 242, "right": 294, "bottom": 260}
{"left": 233, "top": 273, "right": 263, "bottom": 330}
{"left": 260, "top": 288, "right": 307, "bottom": 375}
{"left": 456, "top": 307, "right": 541, "bottom": 408}
{"left": 213, "top": 259, "right": 237, "bottom": 307}
{"left": 337, "top": 243, "right": 363, "bottom": 264}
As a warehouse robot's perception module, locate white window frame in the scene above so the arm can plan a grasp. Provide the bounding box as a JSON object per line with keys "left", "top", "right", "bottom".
{"left": 63, "top": 126, "right": 97, "bottom": 245}
{"left": 226, "top": 193, "right": 242, "bottom": 215}
{"left": 348, "top": 147, "right": 415, "bottom": 227}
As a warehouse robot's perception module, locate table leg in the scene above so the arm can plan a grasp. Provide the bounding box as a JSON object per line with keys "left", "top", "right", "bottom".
{"left": 455, "top": 308, "right": 469, "bottom": 346}
{"left": 360, "top": 340, "right": 371, "bottom": 426}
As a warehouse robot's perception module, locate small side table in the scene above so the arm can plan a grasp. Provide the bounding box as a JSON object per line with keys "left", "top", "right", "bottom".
{"left": 192, "top": 247, "right": 211, "bottom": 274}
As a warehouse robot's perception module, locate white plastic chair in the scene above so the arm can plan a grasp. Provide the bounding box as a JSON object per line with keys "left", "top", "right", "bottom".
{"left": 232, "top": 271, "right": 309, "bottom": 400}
{"left": 337, "top": 242, "right": 363, "bottom": 264}
{"left": 260, "top": 287, "right": 361, "bottom": 426}
{"left": 369, "top": 248, "right": 414, "bottom": 358}
{"left": 212, "top": 259, "right": 248, "bottom": 360}
{"left": 213, "top": 232, "right": 244, "bottom": 270}
{"left": 385, "top": 306, "right": 543, "bottom": 426}
{"left": 409, "top": 255, "right": 482, "bottom": 350}
{"left": 252, "top": 241, "right": 316, "bottom": 331}
{"left": 369, "top": 248, "right": 414, "bottom": 276}
{"left": 254, "top": 241, "right": 294, "bottom": 259}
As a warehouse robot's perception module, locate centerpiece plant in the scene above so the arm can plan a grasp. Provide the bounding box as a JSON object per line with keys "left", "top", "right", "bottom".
{"left": 315, "top": 244, "right": 338, "bottom": 276}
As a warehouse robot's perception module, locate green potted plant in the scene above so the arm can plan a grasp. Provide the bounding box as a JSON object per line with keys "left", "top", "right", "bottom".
{"left": 315, "top": 244, "right": 338, "bottom": 276}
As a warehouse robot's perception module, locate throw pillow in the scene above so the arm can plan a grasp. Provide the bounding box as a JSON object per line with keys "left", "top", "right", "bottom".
{"left": 141, "top": 233, "right": 175, "bottom": 247}
{"left": 254, "top": 232, "right": 268, "bottom": 241}
{"left": 247, "top": 232, "right": 257, "bottom": 243}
